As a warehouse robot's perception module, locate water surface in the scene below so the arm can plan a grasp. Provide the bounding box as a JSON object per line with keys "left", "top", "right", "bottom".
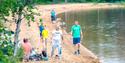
{"left": 58, "top": 8, "right": 125, "bottom": 63}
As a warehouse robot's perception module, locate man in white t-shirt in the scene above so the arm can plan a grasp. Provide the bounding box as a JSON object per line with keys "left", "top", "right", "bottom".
{"left": 51, "top": 27, "right": 63, "bottom": 59}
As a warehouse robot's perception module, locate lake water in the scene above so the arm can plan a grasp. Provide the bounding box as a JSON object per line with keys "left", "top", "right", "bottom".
{"left": 57, "top": 8, "right": 125, "bottom": 63}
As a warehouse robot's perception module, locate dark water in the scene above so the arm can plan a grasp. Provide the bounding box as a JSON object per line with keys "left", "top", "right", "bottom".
{"left": 57, "top": 8, "right": 125, "bottom": 63}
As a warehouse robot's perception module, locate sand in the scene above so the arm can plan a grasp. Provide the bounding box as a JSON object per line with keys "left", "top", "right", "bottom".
{"left": 8, "top": 3, "right": 124, "bottom": 63}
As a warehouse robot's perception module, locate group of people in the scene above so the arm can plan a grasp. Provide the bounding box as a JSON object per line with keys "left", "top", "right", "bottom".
{"left": 21, "top": 9, "right": 83, "bottom": 62}
{"left": 38, "top": 23, "right": 63, "bottom": 60}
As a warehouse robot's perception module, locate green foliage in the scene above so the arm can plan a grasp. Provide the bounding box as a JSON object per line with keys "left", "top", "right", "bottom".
{"left": 13, "top": 47, "right": 24, "bottom": 62}
{"left": 0, "top": 0, "right": 41, "bottom": 62}
{"left": 39, "top": 18, "right": 43, "bottom": 23}
{"left": 35, "top": 0, "right": 52, "bottom": 4}
{"left": 0, "top": 0, "right": 38, "bottom": 25}
{"left": 0, "top": 27, "right": 23, "bottom": 63}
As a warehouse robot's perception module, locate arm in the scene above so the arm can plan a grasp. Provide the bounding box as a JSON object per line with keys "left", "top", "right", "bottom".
{"left": 69, "top": 26, "right": 74, "bottom": 41}
{"left": 70, "top": 31, "right": 72, "bottom": 36}
{"left": 70, "top": 26, "right": 73, "bottom": 36}
{"left": 81, "top": 30, "right": 83, "bottom": 39}
{"left": 61, "top": 31, "right": 64, "bottom": 44}
{"left": 37, "top": 22, "right": 39, "bottom": 27}
{"left": 51, "top": 31, "right": 54, "bottom": 44}
{"left": 47, "top": 30, "right": 49, "bottom": 39}
{"left": 80, "top": 26, "right": 83, "bottom": 40}
{"left": 60, "top": 30, "right": 63, "bottom": 41}
{"left": 61, "top": 32, "right": 63, "bottom": 41}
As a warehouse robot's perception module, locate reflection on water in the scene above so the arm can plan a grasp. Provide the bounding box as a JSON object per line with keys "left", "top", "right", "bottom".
{"left": 58, "top": 8, "right": 125, "bottom": 63}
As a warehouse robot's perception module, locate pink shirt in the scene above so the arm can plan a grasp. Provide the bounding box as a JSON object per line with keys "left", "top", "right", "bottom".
{"left": 22, "top": 42, "right": 32, "bottom": 55}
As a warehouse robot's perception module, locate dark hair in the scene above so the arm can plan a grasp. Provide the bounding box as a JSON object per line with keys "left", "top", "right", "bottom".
{"left": 23, "top": 38, "right": 28, "bottom": 43}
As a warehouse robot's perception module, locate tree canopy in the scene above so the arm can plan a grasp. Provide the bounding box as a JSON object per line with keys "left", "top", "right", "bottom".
{"left": 0, "top": 0, "right": 39, "bottom": 62}
{"left": 0, "top": 0, "right": 39, "bottom": 58}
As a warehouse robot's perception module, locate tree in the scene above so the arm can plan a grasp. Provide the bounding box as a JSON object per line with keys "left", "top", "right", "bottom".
{"left": 0, "top": 0, "right": 39, "bottom": 56}
{"left": 0, "top": 18, "right": 24, "bottom": 63}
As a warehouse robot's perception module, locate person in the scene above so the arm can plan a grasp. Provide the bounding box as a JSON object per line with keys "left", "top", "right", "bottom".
{"left": 29, "top": 48, "right": 44, "bottom": 61}
{"left": 38, "top": 22, "right": 44, "bottom": 38}
{"left": 51, "top": 9, "right": 56, "bottom": 23}
{"left": 71, "top": 21, "right": 83, "bottom": 55}
{"left": 42, "top": 25, "right": 49, "bottom": 51}
{"left": 22, "top": 38, "right": 32, "bottom": 62}
{"left": 41, "top": 25, "right": 49, "bottom": 61}
{"left": 29, "top": 48, "right": 39, "bottom": 61}
{"left": 30, "top": 48, "right": 38, "bottom": 57}
{"left": 51, "top": 27, "right": 63, "bottom": 59}
{"left": 37, "top": 22, "right": 44, "bottom": 49}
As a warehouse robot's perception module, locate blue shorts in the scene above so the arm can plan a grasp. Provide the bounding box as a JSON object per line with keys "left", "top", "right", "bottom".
{"left": 73, "top": 37, "right": 80, "bottom": 45}
{"left": 51, "top": 16, "right": 56, "bottom": 21}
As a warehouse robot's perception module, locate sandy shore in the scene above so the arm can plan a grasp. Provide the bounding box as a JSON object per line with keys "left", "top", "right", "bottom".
{"left": 37, "top": 3, "right": 124, "bottom": 18}
{"left": 8, "top": 3, "right": 125, "bottom": 63}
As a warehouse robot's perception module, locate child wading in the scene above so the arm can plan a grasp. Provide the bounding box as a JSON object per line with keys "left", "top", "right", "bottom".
{"left": 51, "top": 27, "right": 63, "bottom": 59}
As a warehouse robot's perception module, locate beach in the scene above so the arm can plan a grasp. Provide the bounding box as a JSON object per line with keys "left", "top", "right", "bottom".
{"left": 7, "top": 3, "right": 124, "bottom": 63}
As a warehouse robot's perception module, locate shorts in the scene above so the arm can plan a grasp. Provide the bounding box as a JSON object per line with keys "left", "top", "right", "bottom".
{"left": 51, "top": 39, "right": 62, "bottom": 57}
{"left": 40, "top": 33, "right": 42, "bottom": 37}
{"left": 52, "top": 39, "right": 61, "bottom": 46}
{"left": 73, "top": 37, "right": 80, "bottom": 45}
{"left": 40, "top": 32, "right": 42, "bottom": 37}
{"left": 51, "top": 16, "right": 56, "bottom": 21}
{"left": 43, "top": 36, "right": 48, "bottom": 40}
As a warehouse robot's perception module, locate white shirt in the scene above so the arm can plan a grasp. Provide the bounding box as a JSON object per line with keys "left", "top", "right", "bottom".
{"left": 52, "top": 30, "right": 62, "bottom": 40}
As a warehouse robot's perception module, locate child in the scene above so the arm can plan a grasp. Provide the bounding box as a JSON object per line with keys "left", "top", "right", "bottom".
{"left": 51, "top": 9, "right": 56, "bottom": 23}
{"left": 51, "top": 27, "right": 63, "bottom": 59}
{"left": 42, "top": 25, "right": 49, "bottom": 51}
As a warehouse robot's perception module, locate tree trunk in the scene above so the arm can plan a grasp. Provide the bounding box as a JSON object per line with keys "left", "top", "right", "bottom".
{"left": 14, "top": 12, "right": 22, "bottom": 56}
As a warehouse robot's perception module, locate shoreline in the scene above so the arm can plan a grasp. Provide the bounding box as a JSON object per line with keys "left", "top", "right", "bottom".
{"left": 35, "top": 3, "right": 124, "bottom": 63}
{"left": 37, "top": 3, "right": 124, "bottom": 15}
{"left": 8, "top": 3, "right": 124, "bottom": 63}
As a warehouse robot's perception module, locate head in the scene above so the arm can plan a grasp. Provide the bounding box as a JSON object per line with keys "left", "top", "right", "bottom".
{"left": 74, "top": 21, "right": 79, "bottom": 25}
{"left": 37, "top": 22, "right": 42, "bottom": 26}
{"left": 40, "top": 22, "right": 43, "bottom": 26}
{"left": 52, "top": 9, "right": 54, "bottom": 11}
{"left": 23, "top": 38, "right": 28, "bottom": 43}
{"left": 56, "top": 27, "right": 60, "bottom": 31}
{"left": 44, "top": 25, "right": 47, "bottom": 29}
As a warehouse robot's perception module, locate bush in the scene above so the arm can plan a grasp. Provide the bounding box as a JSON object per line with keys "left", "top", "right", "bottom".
{"left": 0, "top": 27, "right": 24, "bottom": 63}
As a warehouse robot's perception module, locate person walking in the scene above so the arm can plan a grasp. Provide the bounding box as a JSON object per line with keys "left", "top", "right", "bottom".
{"left": 51, "top": 9, "right": 56, "bottom": 23}
{"left": 51, "top": 27, "right": 63, "bottom": 59}
{"left": 71, "top": 21, "right": 83, "bottom": 55}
